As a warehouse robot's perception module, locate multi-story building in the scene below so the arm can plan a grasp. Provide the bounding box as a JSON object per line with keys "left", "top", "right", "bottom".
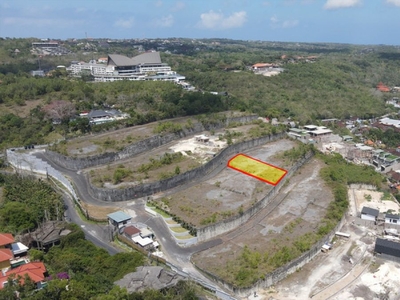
{"left": 67, "top": 51, "right": 185, "bottom": 82}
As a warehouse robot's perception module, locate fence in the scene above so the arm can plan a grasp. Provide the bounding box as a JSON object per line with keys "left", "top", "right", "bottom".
{"left": 195, "top": 215, "right": 347, "bottom": 298}
{"left": 197, "top": 151, "right": 313, "bottom": 241}
{"left": 86, "top": 132, "right": 286, "bottom": 201}
{"left": 44, "top": 115, "right": 259, "bottom": 171}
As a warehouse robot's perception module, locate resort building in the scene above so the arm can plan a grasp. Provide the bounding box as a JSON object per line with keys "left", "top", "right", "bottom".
{"left": 67, "top": 51, "right": 185, "bottom": 83}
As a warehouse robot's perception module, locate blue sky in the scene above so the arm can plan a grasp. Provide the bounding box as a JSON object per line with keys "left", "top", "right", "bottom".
{"left": 1, "top": 0, "right": 400, "bottom": 45}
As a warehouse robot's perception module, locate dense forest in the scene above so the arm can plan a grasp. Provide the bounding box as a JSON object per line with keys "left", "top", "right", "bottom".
{"left": 0, "top": 174, "right": 64, "bottom": 234}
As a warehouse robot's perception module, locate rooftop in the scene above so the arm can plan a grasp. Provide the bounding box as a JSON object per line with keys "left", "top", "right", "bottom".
{"left": 107, "top": 211, "right": 131, "bottom": 223}
{"left": 0, "top": 249, "right": 13, "bottom": 262}
{"left": 361, "top": 206, "right": 379, "bottom": 217}
{"left": 0, "top": 262, "right": 46, "bottom": 288}
{"left": 375, "top": 237, "right": 400, "bottom": 258}
{"left": 0, "top": 233, "right": 15, "bottom": 247}
{"left": 123, "top": 225, "right": 140, "bottom": 236}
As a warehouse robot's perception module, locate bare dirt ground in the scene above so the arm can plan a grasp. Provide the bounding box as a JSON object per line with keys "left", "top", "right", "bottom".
{"left": 79, "top": 201, "right": 121, "bottom": 220}
{"left": 0, "top": 99, "right": 43, "bottom": 118}
{"left": 157, "top": 139, "right": 299, "bottom": 227}
{"left": 85, "top": 124, "right": 260, "bottom": 188}
{"left": 191, "top": 154, "right": 334, "bottom": 285}
{"left": 63, "top": 111, "right": 251, "bottom": 157}
{"left": 251, "top": 187, "right": 400, "bottom": 300}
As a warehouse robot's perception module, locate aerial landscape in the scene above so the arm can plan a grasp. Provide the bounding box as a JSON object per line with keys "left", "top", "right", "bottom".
{"left": 2, "top": 0, "right": 400, "bottom": 299}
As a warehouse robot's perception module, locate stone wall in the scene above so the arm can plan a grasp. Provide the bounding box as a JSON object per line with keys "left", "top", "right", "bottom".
{"left": 195, "top": 215, "right": 346, "bottom": 298}
{"left": 86, "top": 132, "right": 286, "bottom": 201}
{"left": 45, "top": 115, "right": 258, "bottom": 171}
{"left": 197, "top": 151, "right": 314, "bottom": 241}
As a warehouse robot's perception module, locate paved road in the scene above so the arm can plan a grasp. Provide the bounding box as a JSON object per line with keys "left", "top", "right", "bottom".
{"left": 33, "top": 150, "right": 225, "bottom": 290}
{"left": 56, "top": 184, "right": 121, "bottom": 255}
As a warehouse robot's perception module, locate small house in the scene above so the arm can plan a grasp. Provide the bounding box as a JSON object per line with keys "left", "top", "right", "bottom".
{"left": 342, "top": 135, "right": 353, "bottom": 142}
{"left": 107, "top": 211, "right": 132, "bottom": 229}
{"left": 360, "top": 206, "right": 379, "bottom": 221}
{"left": 123, "top": 225, "right": 141, "bottom": 240}
{"left": 0, "top": 262, "right": 47, "bottom": 290}
{"left": 140, "top": 228, "right": 154, "bottom": 239}
{"left": 0, "top": 249, "right": 13, "bottom": 270}
{"left": 0, "top": 234, "right": 14, "bottom": 249}
{"left": 374, "top": 237, "right": 400, "bottom": 262}
{"left": 385, "top": 214, "right": 400, "bottom": 225}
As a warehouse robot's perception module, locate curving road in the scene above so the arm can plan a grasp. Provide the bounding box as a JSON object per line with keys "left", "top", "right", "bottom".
{"left": 33, "top": 151, "right": 227, "bottom": 294}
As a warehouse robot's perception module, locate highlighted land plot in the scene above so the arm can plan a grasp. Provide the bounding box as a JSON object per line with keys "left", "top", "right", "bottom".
{"left": 227, "top": 153, "right": 287, "bottom": 186}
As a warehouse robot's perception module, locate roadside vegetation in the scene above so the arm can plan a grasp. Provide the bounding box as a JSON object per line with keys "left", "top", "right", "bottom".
{"left": 0, "top": 174, "right": 64, "bottom": 234}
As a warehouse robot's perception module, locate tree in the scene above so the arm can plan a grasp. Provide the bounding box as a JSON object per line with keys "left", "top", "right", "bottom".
{"left": 42, "top": 100, "right": 76, "bottom": 123}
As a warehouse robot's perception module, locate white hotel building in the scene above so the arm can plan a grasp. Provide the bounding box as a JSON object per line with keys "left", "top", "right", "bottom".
{"left": 67, "top": 52, "right": 185, "bottom": 82}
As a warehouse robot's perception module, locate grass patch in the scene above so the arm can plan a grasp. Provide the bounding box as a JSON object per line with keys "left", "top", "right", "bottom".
{"left": 170, "top": 227, "right": 189, "bottom": 233}
{"left": 153, "top": 207, "right": 172, "bottom": 218}
{"left": 175, "top": 234, "right": 194, "bottom": 240}
{"left": 166, "top": 219, "right": 178, "bottom": 225}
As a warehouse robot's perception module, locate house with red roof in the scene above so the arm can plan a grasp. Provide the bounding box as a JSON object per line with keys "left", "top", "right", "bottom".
{"left": 0, "top": 234, "right": 15, "bottom": 249}
{"left": 377, "top": 82, "right": 390, "bottom": 92}
{"left": 0, "top": 262, "right": 47, "bottom": 290}
{"left": 0, "top": 249, "right": 13, "bottom": 270}
{"left": 123, "top": 225, "right": 141, "bottom": 239}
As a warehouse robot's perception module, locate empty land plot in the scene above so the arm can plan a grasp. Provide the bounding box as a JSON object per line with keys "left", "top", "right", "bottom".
{"left": 158, "top": 139, "right": 297, "bottom": 227}
{"left": 191, "top": 158, "right": 333, "bottom": 286}
{"left": 86, "top": 125, "right": 263, "bottom": 188}
{"left": 63, "top": 117, "right": 194, "bottom": 157}
{"left": 228, "top": 153, "right": 287, "bottom": 186}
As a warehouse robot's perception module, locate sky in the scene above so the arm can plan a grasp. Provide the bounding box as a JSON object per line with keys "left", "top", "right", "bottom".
{"left": 1, "top": 0, "right": 400, "bottom": 45}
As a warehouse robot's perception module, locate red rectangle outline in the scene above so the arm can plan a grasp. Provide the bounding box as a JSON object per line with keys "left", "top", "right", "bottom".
{"left": 227, "top": 153, "right": 287, "bottom": 186}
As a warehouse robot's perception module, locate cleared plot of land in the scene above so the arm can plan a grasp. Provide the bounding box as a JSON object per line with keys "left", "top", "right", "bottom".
{"left": 155, "top": 139, "right": 297, "bottom": 227}
{"left": 227, "top": 153, "right": 287, "bottom": 186}
{"left": 86, "top": 124, "right": 261, "bottom": 188}
{"left": 191, "top": 157, "right": 333, "bottom": 285}
{"left": 64, "top": 117, "right": 194, "bottom": 157}
{"left": 60, "top": 111, "right": 253, "bottom": 157}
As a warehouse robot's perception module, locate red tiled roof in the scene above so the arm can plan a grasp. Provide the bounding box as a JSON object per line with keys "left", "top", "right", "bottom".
{"left": 252, "top": 63, "right": 273, "bottom": 68}
{"left": 0, "top": 249, "right": 13, "bottom": 262}
{"left": 377, "top": 82, "right": 390, "bottom": 92}
{"left": 0, "top": 234, "right": 14, "bottom": 247}
{"left": 123, "top": 225, "right": 140, "bottom": 236}
{"left": 0, "top": 262, "right": 46, "bottom": 288}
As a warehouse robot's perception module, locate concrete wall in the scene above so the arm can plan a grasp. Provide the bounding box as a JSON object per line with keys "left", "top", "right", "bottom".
{"left": 45, "top": 115, "right": 258, "bottom": 171}
{"left": 197, "top": 151, "right": 313, "bottom": 242}
{"left": 86, "top": 132, "right": 286, "bottom": 201}
{"left": 196, "top": 215, "right": 346, "bottom": 298}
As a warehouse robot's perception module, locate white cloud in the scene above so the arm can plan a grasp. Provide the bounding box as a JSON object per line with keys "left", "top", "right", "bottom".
{"left": 154, "top": 0, "right": 163, "bottom": 7}
{"left": 270, "top": 15, "right": 279, "bottom": 23}
{"left": 386, "top": 0, "right": 400, "bottom": 6}
{"left": 270, "top": 16, "right": 299, "bottom": 29}
{"left": 282, "top": 20, "right": 299, "bottom": 28}
{"left": 324, "top": 0, "right": 361, "bottom": 9}
{"left": 114, "top": 17, "right": 134, "bottom": 29}
{"left": 171, "top": 1, "right": 185, "bottom": 12}
{"left": 197, "top": 10, "right": 247, "bottom": 30}
{"left": 154, "top": 14, "right": 174, "bottom": 27}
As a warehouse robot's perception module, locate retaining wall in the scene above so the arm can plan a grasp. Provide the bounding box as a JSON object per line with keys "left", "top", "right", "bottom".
{"left": 45, "top": 115, "right": 258, "bottom": 171}
{"left": 197, "top": 150, "right": 314, "bottom": 241}
{"left": 86, "top": 132, "right": 286, "bottom": 201}
{"left": 196, "top": 215, "right": 346, "bottom": 298}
